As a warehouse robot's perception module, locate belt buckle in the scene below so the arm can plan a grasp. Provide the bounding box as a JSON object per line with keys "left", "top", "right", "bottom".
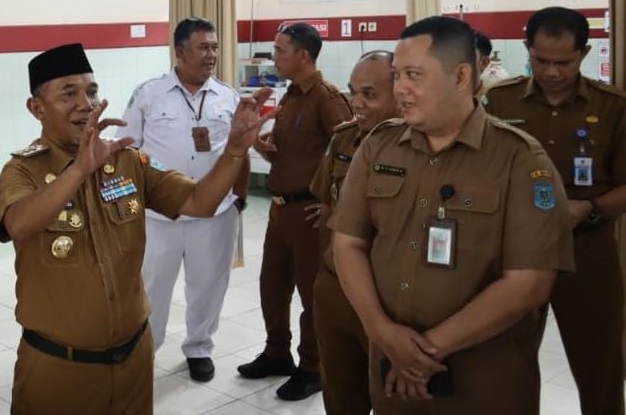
{"left": 272, "top": 196, "right": 286, "bottom": 206}
{"left": 111, "top": 349, "right": 127, "bottom": 364}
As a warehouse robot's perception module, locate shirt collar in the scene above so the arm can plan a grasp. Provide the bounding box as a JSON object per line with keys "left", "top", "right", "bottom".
{"left": 523, "top": 74, "right": 590, "bottom": 101}
{"left": 289, "top": 71, "right": 323, "bottom": 94}
{"left": 39, "top": 136, "right": 77, "bottom": 173}
{"left": 169, "top": 68, "right": 217, "bottom": 96}
{"left": 399, "top": 102, "right": 487, "bottom": 153}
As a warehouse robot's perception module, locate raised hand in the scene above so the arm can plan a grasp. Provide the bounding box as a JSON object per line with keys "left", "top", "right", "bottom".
{"left": 226, "top": 87, "right": 278, "bottom": 156}
{"left": 74, "top": 99, "right": 134, "bottom": 176}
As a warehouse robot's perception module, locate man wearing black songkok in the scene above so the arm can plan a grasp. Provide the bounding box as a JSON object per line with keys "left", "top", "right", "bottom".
{"left": 0, "top": 42, "right": 275, "bottom": 414}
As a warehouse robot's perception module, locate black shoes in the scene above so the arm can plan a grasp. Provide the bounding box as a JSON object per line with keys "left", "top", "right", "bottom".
{"left": 276, "top": 369, "right": 321, "bottom": 401}
{"left": 237, "top": 352, "right": 296, "bottom": 379}
{"left": 187, "top": 357, "right": 215, "bottom": 382}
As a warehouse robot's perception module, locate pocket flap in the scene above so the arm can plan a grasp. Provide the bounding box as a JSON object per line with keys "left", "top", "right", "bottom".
{"left": 446, "top": 184, "right": 500, "bottom": 214}
{"left": 366, "top": 175, "right": 405, "bottom": 198}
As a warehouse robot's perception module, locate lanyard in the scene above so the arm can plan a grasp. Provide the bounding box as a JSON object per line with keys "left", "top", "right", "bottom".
{"left": 179, "top": 88, "right": 207, "bottom": 122}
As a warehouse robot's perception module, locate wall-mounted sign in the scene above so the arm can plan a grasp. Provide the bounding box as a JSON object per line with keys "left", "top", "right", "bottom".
{"left": 281, "top": 19, "right": 329, "bottom": 38}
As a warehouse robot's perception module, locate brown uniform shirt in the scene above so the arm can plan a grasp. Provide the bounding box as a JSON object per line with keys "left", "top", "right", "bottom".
{"left": 268, "top": 71, "right": 352, "bottom": 194}
{"left": 0, "top": 138, "right": 195, "bottom": 349}
{"left": 331, "top": 105, "right": 574, "bottom": 412}
{"left": 311, "top": 118, "right": 364, "bottom": 274}
{"left": 484, "top": 76, "right": 626, "bottom": 199}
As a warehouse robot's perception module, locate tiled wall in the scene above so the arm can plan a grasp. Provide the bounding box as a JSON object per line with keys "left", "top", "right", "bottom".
{"left": 0, "top": 46, "right": 170, "bottom": 165}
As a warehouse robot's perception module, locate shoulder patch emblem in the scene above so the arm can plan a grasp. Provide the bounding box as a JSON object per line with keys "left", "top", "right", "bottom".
{"left": 149, "top": 157, "right": 167, "bottom": 172}
{"left": 11, "top": 143, "right": 49, "bottom": 158}
{"left": 534, "top": 182, "right": 555, "bottom": 210}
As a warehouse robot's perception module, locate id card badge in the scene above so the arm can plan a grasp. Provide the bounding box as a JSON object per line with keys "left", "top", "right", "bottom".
{"left": 573, "top": 156, "right": 593, "bottom": 186}
{"left": 425, "top": 217, "right": 457, "bottom": 268}
{"left": 192, "top": 126, "right": 211, "bottom": 152}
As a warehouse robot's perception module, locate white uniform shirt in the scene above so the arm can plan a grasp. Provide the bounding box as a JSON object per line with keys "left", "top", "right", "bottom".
{"left": 117, "top": 69, "right": 240, "bottom": 220}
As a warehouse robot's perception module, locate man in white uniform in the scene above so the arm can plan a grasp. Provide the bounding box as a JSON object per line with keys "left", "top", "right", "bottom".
{"left": 116, "top": 17, "right": 249, "bottom": 382}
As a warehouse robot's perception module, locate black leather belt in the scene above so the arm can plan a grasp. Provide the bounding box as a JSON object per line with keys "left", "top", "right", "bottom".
{"left": 271, "top": 190, "right": 316, "bottom": 205}
{"left": 22, "top": 320, "right": 148, "bottom": 365}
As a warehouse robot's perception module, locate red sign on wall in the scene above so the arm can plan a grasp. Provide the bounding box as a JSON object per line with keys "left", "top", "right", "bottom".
{"left": 281, "top": 19, "right": 329, "bottom": 38}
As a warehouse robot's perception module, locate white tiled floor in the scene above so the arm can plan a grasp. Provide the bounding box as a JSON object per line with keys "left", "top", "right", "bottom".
{"left": 0, "top": 187, "right": 622, "bottom": 414}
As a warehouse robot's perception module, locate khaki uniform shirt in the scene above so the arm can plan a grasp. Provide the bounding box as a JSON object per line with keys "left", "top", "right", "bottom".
{"left": 0, "top": 138, "right": 195, "bottom": 349}
{"left": 310, "top": 118, "right": 364, "bottom": 274}
{"left": 268, "top": 71, "right": 352, "bottom": 194}
{"left": 331, "top": 105, "right": 574, "bottom": 413}
{"left": 484, "top": 76, "right": 626, "bottom": 200}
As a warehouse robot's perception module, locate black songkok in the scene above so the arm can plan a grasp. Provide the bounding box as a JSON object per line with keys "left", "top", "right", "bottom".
{"left": 28, "top": 43, "right": 93, "bottom": 94}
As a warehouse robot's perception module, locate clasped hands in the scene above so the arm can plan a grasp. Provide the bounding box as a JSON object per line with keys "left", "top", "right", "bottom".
{"left": 372, "top": 321, "right": 447, "bottom": 401}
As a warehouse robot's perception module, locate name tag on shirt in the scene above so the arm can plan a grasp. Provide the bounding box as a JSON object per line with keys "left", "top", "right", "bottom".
{"left": 425, "top": 217, "right": 457, "bottom": 268}
{"left": 573, "top": 156, "right": 593, "bottom": 186}
{"left": 192, "top": 126, "right": 211, "bottom": 152}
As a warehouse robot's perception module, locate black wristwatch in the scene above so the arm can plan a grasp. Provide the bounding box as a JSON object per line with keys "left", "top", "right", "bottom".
{"left": 234, "top": 197, "right": 247, "bottom": 213}
{"left": 586, "top": 198, "right": 604, "bottom": 225}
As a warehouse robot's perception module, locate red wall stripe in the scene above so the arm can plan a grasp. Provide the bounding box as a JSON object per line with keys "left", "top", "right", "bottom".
{"left": 238, "top": 9, "right": 608, "bottom": 43}
{"left": 0, "top": 22, "right": 169, "bottom": 53}
{"left": 0, "top": 9, "right": 609, "bottom": 54}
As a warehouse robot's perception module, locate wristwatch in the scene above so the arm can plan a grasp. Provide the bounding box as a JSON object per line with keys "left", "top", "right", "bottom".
{"left": 586, "top": 198, "right": 604, "bottom": 225}
{"left": 234, "top": 197, "right": 247, "bottom": 213}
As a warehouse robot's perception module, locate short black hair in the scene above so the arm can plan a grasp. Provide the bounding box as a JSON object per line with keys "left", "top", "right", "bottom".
{"left": 526, "top": 7, "right": 589, "bottom": 51}
{"left": 278, "top": 23, "right": 322, "bottom": 61}
{"left": 474, "top": 31, "right": 492, "bottom": 58}
{"left": 400, "top": 16, "right": 476, "bottom": 75}
{"left": 174, "top": 17, "right": 216, "bottom": 48}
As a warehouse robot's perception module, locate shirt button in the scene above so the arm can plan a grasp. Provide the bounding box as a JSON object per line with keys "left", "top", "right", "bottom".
{"left": 400, "top": 282, "right": 410, "bottom": 291}
{"left": 551, "top": 110, "right": 558, "bottom": 116}
{"left": 463, "top": 198, "right": 473, "bottom": 207}
{"left": 374, "top": 186, "right": 381, "bottom": 193}
{"left": 410, "top": 241, "right": 419, "bottom": 250}
{"left": 191, "top": 156, "right": 195, "bottom": 160}
{"left": 547, "top": 140, "right": 555, "bottom": 145}
{"left": 421, "top": 223, "right": 427, "bottom": 230}
{"left": 429, "top": 157, "right": 439, "bottom": 166}
{"left": 420, "top": 199, "right": 428, "bottom": 208}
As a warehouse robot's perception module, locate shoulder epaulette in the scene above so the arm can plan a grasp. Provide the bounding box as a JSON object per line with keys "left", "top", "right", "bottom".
{"left": 488, "top": 114, "right": 543, "bottom": 152}
{"left": 11, "top": 143, "right": 49, "bottom": 158}
{"left": 370, "top": 118, "right": 405, "bottom": 134}
{"left": 320, "top": 80, "right": 342, "bottom": 94}
{"left": 587, "top": 78, "right": 626, "bottom": 99}
{"left": 332, "top": 118, "right": 358, "bottom": 133}
{"left": 488, "top": 75, "right": 528, "bottom": 91}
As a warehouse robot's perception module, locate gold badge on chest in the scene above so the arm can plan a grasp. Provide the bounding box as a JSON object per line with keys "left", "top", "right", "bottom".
{"left": 51, "top": 236, "right": 74, "bottom": 259}
{"left": 68, "top": 211, "right": 83, "bottom": 229}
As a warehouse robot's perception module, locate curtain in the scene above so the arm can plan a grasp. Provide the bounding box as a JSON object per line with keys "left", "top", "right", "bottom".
{"left": 406, "top": 0, "right": 441, "bottom": 24}
{"left": 609, "top": 0, "right": 626, "bottom": 377}
{"left": 169, "top": 0, "right": 238, "bottom": 87}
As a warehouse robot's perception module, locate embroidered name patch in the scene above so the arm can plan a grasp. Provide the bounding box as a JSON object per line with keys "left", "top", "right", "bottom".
{"left": 373, "top": 163, "right": 406, "bottom": 177}
{"left": 336, "top": 153, "right": 352, "bottom": 163}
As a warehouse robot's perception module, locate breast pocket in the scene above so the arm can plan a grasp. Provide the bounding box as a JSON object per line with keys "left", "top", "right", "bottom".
{"left": 206, "top": 110, "right": 233, "bottom": 149}
{"left": 366, "top": 174, "right": 405, "bottom": 235}
{"left": 104, "top": 196, "right": 145, "bottom": 253}
{"left": 148, "top": 105, "right": 182, "bottom": 127}
{"left": 445, "top": 184, "right": 501, "bottom": 251}
{"left": 41, "top": 220, "right": 84, "bottom": 268}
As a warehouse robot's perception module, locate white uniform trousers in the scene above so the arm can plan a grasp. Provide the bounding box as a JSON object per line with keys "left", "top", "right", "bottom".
{"left": 142, "top": 205, "right": 239, "bottom": 357}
